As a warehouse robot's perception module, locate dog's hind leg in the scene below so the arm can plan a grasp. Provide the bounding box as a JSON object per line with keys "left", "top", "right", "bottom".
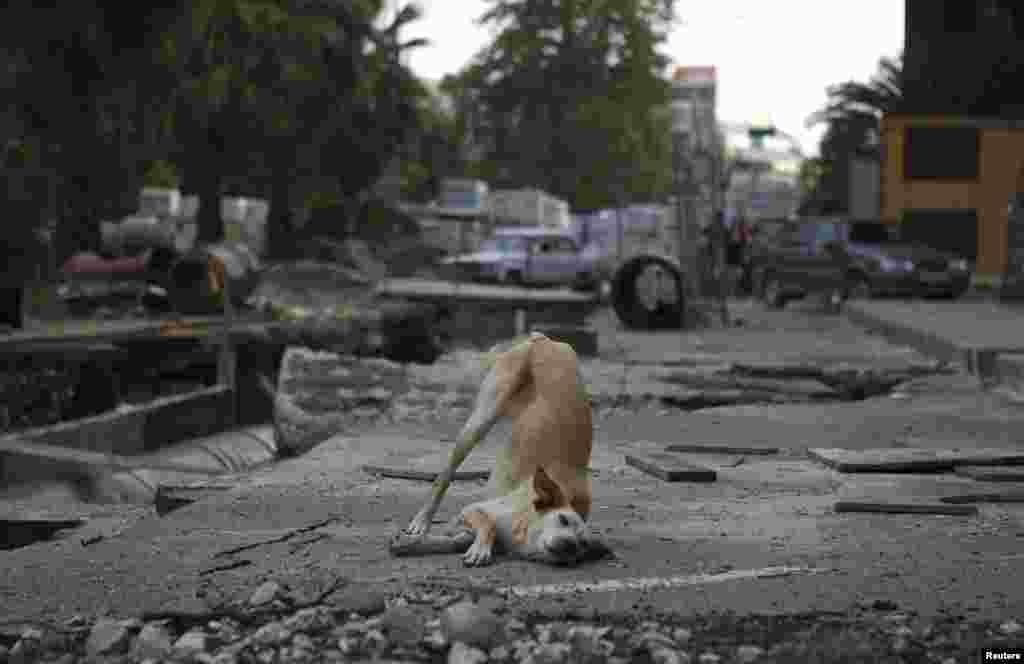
{"left": 404, "top": 341, "right": 532, "bottom": 536}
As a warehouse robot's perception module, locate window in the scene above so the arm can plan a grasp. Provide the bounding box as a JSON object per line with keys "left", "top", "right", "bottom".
{"left": 904, "top": 126, "right": 980, "bottom": 180}
{"left": 800, "top": 222, "right": 842, "bottom": 247}
{"left": 901, "top": 209, "right": 978, "bottom": 260}
{"left": 943, "top": 2, "right": 978, "bottom": 33}
{"left": 671, "top": 88, "right": 694, "bottom": 102}
{"left": 484, "top": 237, "right": 526, "bottom": 253}
{"left": 553, "top": 237, "right": 578, "bottom": 253}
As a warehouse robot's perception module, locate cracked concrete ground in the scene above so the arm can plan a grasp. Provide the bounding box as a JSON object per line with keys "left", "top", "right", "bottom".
{"left": 1, "top": 299, "right": 1022, "bottom": 632}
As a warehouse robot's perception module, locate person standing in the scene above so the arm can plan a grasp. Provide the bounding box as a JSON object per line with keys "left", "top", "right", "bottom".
{"left": 732, "top": 215, "right": 754, "bottom": 295}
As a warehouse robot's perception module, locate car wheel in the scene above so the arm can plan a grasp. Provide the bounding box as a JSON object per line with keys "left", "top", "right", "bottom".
{"left": 570, "top": 272, "right": 592, "bottom": 292}
{"left": 846, "top": 276, "right": 872, "bottom": 301}
{"left": 822, "top": 288, "right": 845, "bottom": 315}
{"left": 760, "top": 274, "right": 786, "bottom": 309}
{"left": 936, "top": 283, "right": 970, "bottom": 300}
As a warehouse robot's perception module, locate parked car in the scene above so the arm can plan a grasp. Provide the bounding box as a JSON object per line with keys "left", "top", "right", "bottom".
{"left": 750, "top": 218, "right": 973, "bottom": 308}
{"left": 441, "top": 227, "right": 611, "bottom": 290}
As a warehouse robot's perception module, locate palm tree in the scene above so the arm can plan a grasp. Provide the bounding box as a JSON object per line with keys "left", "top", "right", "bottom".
{"left": 802, "top": 55, "right": 903, "bottom": 215}
{"left": 809, "top": 54, "right": 904, "bottom": 154}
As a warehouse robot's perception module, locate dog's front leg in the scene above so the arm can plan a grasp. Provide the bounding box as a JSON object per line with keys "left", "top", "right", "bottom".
{"left": 404, "top": 359, "right": 518, "bottom": 536}
{"left": 460, "top": 508, "right": 497, "bottom": 567}
{"left": 404, "top": 435, "right": 479, "bottom": 536}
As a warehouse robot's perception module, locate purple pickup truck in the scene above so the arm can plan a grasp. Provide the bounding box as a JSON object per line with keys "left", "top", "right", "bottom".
{"left": 441, "top": 227, "right": 612, "bottom": 292}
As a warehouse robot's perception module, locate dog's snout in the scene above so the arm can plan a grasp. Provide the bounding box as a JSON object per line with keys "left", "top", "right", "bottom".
{"left": 548, "top": 537, "right": 582, "bottom": 559}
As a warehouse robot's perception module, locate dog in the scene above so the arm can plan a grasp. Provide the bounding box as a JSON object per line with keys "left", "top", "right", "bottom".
{"left": 402, "top": 332, "right": 596, "bottom": 566}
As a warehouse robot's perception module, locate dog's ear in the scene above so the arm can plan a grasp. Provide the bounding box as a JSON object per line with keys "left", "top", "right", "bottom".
{"left": 529, "top": 466, "right": 566, "bottom": 512}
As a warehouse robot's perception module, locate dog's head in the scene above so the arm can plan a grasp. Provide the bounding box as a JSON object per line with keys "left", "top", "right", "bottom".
{"left": 525, "top": 466, "right": 596, "bottom": 566}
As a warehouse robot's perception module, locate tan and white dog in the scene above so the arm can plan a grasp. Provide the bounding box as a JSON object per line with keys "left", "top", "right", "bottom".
{"left": 402, "top": 332, "right": 598, "bottom": 566}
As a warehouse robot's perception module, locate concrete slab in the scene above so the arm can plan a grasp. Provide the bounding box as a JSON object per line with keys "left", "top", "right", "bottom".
{"left": 375, "top": 278, "right": 597, "bottom": 307}
{"left": 809, "top": 447, "right": 1024, "bottom": 473}
{"left": 4, "top": 299, "right": 1024, "bottom": 632}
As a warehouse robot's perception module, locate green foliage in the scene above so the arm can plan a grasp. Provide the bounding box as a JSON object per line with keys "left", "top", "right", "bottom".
{"left": 143, "top": 160, "right": 180, "bottom": 189}
{"left": 2, "top": 0, "right": 430, "bottom": 257}
{"left": 805, "top": 55, "right": 903, "bottom": 215}
{"left": 448, "top": 0, "right": 677, "bottom": 209}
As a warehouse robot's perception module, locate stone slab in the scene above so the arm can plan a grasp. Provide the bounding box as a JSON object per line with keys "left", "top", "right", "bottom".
{"left": 625, "top": 453, "right": 717, "bottom": 482}
{"left": 809, "top": 447, "right": 1024, "bottom": 474}
{"left": 941, "top": 490, "right": 1024, "bottom": 504}
{"left": 833, "top": 501, "right": 978, "bottom": 516}
{"left": 665, "top": 444, "right": 780, "bottom": 456}
{"left": 953, "top": 465, "right": 1024, "bottom": 482}
{"left": 361, "top": 466, "right": 490, "bottom": 483}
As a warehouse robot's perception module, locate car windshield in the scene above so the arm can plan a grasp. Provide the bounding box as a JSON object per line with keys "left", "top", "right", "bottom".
{"left": 480, "top": 237, "right": 526, "bottom": 253}
{"left": 800, "top": 222, "right": 845, "bottom": 245}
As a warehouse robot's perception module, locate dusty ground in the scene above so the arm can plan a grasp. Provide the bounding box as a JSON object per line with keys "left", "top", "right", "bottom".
{"left": 1, "top": 299, "right": 1023, "bottom": 662}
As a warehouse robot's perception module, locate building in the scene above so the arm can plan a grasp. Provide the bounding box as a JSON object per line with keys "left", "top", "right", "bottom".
{"left": 669, "top": 66, "right": 720, "bottom": 235}
{"left": 877, "top": 1, "right": 1024, "bottom": 282}
{"left": 720, "top": 122, "right": 803, "bottom": 224}
{"left": 879, "top": 114, "right": 1024, "bottom": 279}
{"left": 903, "top": 1, "right": 1024, "bottom": 117}
{"left": 670, "top": 66, "right": 718, "bottom": 151}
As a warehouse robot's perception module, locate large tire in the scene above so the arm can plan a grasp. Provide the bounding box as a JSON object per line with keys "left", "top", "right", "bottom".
{"left": 611, "top": 255, "right": 684, "bottom": 329}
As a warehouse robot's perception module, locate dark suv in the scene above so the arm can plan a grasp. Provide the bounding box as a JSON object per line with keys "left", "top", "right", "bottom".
{"left": 750, "top": 219, "right": 972, "bottom": 308}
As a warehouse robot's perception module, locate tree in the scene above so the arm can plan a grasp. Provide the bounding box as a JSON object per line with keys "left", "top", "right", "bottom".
{"left": 810, "top": 55, "right": 904, "bottom": 135}
{"left": 0, "top": 1, "right": 181, "bottom": 260}
{"left": 805, "top": 55, "right": 903, "bottom": 215}
{"left": 3, "top": 0, "right": 430, "bottom": 262}
{"left": 156, "top": 0, "right": 427, "bottom": 251}
{"left": 453, "top": 0, "right": 677, "bottom": 209}
{"left": 318, "top": 3, "right": 427, "bottom": 232}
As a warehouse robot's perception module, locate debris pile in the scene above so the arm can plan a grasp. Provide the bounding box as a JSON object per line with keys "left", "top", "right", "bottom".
{"left": 1, "top": 582, "right": 1017, "bottom": 664}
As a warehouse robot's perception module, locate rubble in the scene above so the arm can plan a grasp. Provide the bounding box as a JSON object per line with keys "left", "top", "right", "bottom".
{"left": 0, "top": 596, "right": 1017, "bottom": 663}
{"left": 441, "top": 601, "right": 504, "bottom": 650}
{"left": 249, "top": 581, "right": 283, "bottom": 607}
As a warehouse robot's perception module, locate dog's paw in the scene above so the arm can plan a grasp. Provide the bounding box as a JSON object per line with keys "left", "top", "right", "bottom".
{"left": 462, "top": 540, "right": 494, "bottom": 567}
{"left": 404, "top": 508, "right": 433, "bottom": 537}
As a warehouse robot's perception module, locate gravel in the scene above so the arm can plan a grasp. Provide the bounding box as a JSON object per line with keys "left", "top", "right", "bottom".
{"left": 1, "top": 579, "right": 1015, "bottom": 663}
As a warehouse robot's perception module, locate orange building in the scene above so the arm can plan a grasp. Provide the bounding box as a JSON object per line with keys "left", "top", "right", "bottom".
{"left": 880, "top": 113, "right": 1024, "bottom": 281}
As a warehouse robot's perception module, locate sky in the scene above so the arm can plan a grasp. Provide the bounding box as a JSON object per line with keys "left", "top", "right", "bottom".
{"left": 399, "top": 0, "right": 905, "bottom": 157}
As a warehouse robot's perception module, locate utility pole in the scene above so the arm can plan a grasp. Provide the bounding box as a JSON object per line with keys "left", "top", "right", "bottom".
{"left": 671, "top": 131, "right": 696, "bottom": 323}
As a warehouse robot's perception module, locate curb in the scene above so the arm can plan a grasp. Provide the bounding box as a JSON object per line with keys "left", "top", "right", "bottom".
{"left": 843, "top": 303, "right": 999, "bottom": 379}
